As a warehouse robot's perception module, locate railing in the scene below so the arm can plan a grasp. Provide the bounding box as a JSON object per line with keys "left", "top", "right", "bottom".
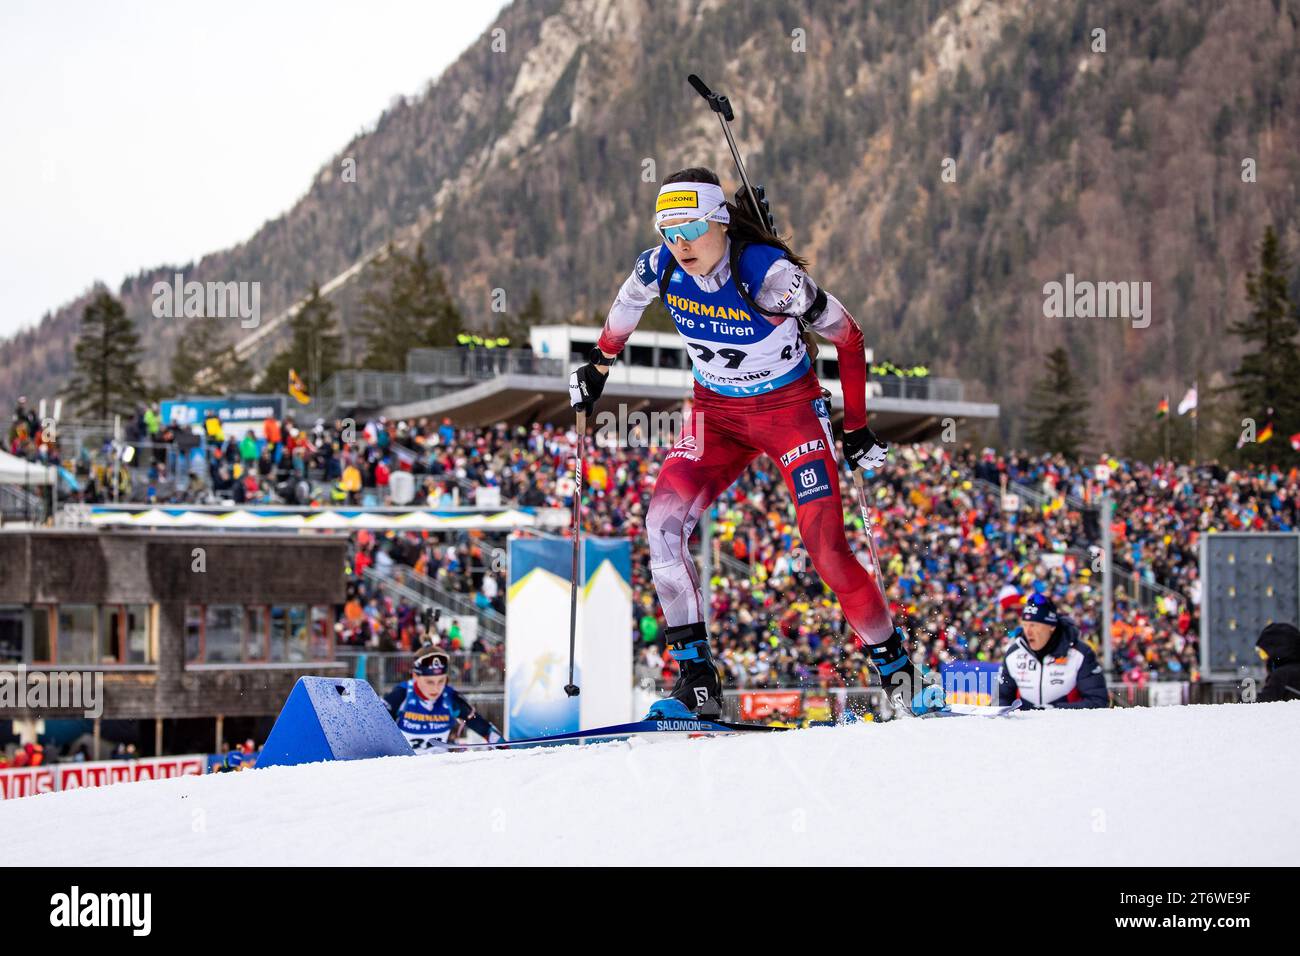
{"left": 0, "top": 484, "right": 46, "bottom": 522}
{"left": 871, "top": 375, "right": 965, "bottom": 402}
{"left": 360, "top": 567, "right": 457, "bottom": 625}
{"left": 1188, "top": 680, "right": 1254, "bottom": 705}
{"left": 712, "top": 686, "right": 889, "bottom": 722}
{"left": 1107, "top": 682, "right": 1190, "bottom": 707}
{"left": 632, "top": 679, "right": 1206, "bottom": 720}
{"left": 1054, "top": 546, "right": 1188, "bottom": 614}
{"left": 387, "top": 565, "right": 506, "bottom": 642}
{"left": 405, "top": 348, "right": 566, "bottom": 381}
{"left": 974, "top": 476, "right": 1087, "bottom": 512}
{"left": 360, "top": 566, "right": 505, "bottom": 644}
{"left": 311, "top": 370, "right": 424, "bottom": 413}
{"left": 1108, "top": 559, "right": 1189, "bottom": 612}
{"left": 49, "top": 420, "right": 117, "bottom": 448}
{"left": 715, "top": 551, "right": 753, "bottom": 580}
{"left": 716, "top": 680, "right": 1204, "bottom": 717}
{"left": 636, "top": 669, "right": 883, "bottom": 694}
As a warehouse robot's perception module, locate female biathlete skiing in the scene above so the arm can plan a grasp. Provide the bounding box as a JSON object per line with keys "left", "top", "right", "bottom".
{"left": 568, "top": 168, "right": 946, "bottom": 719}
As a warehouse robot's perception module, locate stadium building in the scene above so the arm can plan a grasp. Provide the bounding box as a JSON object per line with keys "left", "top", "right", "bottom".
{"left": 0, "top": 529, "right": 347, "bottom": 756}
{"left": 297, "top": 324, "right": 999, "bottom": 441}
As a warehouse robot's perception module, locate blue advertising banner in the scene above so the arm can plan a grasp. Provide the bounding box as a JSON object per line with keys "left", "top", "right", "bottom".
{"left": 505, "top": 536, "right": 632, "bottom": 738}
{"left": 941, "top": 660, "right": 1003, "bottom": 706}
{"left": 160, "top": 395, "right": 285, "bottom": 435}
{"left": 506, "top": 538, "right": 579, "bottom": 739}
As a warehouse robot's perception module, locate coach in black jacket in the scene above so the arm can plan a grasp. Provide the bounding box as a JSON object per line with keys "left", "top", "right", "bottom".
{"left": 998, "top": 594, "right": 1109, "bottom": 709}
{"left": 1256, "top": 622, "right": 1300, "bottom": 702}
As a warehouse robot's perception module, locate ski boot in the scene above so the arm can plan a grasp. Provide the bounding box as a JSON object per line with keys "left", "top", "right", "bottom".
{"left": 645, "top": 623, "right": 724, "bottom": 719}
{"left": 866, "top": 629, "right": 950, "bottom": 718}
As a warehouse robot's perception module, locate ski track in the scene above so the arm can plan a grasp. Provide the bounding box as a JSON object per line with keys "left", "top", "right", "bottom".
{"left": 2, "top": 703, "right": 1296, "bottom": 865}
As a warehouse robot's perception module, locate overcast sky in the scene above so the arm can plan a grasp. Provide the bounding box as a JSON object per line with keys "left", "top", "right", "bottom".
{"left": 0, "top": 0, "right": 509, "bottom": 337}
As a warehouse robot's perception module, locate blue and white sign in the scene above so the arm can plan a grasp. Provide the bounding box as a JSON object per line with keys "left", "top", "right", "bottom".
{"left": 160, "top": 395, "right": 285, "bottom": 436}
{"left": 505, "top": 535, "right": 632, "bottom": 738}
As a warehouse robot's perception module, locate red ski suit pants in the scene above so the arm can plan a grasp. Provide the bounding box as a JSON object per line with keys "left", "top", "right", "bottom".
{"left": 645, "top": 383, "right": 894, "bottom": 647}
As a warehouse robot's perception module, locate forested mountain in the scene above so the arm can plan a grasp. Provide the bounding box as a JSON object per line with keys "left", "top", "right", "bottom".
{"left": 4, "top": 0, "right": 1298, "bottom": 447}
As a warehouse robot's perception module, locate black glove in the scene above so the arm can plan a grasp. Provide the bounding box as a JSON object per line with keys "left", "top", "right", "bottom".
{"left": 734, "top": 184, "right": 775, "bottom": 233}
{"left": 844, "top": 426, "right": 888, "bottom": 471}
{"left": 567, "top": 348, "right": 611, "bottom": 414}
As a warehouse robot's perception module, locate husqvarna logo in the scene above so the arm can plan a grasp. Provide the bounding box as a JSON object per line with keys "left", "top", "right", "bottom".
{"left": 792, "top": 459, "right": 832, "bottom": 504}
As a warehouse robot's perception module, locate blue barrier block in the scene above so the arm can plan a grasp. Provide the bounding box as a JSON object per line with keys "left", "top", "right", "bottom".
{"left": 257, "top": 677, "right": 414, "bottom": 769}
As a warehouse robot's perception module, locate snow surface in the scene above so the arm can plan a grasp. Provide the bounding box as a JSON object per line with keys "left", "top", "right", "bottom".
{"left": 3, "top": 702, "right": 1296, "bottom": 866}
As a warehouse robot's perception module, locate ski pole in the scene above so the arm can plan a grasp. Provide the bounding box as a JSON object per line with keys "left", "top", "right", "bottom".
{"left": 564, "top": 410, "right": 585, "bottom": 698}
{"left": 823, "top": 384, "right": 888, "bottom": 604}
{"left": 687, "top": 74, "right": 768, "bottom": 229}
{"left": 689, "top": 73, "right": 820, "bottom": 359}
{"left": 851, "top": 461, "right": 889, "bottom": 606}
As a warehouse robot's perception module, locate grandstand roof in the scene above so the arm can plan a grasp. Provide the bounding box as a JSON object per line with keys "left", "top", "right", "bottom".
{"left": 380, "top": 373, "right": 999, "bottom": 441}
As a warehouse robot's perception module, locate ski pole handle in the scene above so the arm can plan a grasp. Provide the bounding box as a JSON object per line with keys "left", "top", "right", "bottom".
{"left": 687, "top": 73, "right": 766, "bottom": 231}
{"left": 687, "top": 74, "right": 733, "bottom": 120}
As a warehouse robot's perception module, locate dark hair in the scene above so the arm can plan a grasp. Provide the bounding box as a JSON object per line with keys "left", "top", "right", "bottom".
{"left": 661, "top": 167, "right": 809, "bottom": 270}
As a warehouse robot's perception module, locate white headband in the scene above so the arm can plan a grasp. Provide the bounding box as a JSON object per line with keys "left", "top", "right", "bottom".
{"left": 654, "top": 181, "right": 731, "bottom": 228}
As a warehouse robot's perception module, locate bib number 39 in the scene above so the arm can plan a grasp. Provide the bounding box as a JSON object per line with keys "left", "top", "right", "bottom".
{"left": 688, "top": 343, "right": 747, "bottom": 369}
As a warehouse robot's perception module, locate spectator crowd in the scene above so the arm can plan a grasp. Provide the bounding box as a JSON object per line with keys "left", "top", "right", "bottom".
{"left": 17, "top": 393, "right": 1298, "bottom": 693}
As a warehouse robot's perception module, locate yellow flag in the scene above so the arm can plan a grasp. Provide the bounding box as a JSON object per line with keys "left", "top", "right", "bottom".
{"left": 288, "top": 369, "right": 310, "bottom": 405}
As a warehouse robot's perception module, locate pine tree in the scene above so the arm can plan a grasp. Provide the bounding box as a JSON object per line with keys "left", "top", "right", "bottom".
{"left": 208, "top": 345, "right": 254, "bottom": 395}
{"left": 405, "top": 243, "right": 461, "bottom": 350}
{"left": 1119, "top": 385, "right": 1162, "bottom": 462}
{"left": 494, "top": 288, "right": 544, "bottom": 346}
{"left": 169, "top": 321, "right": 226, "bottom": 393}
{"left": 171, "top": 323, "right": 253, "bottom": 396}
{"left": 258, "top": 284, "right": 343, "bottom": 395}
{"left": 66, "top": 290, "right": 150, "bottom": 420}
{"left": 1226, "top": 225, "right": 1300, "bottom": 465}
{"left": 358, "top": 243, "right": 461, "bottom": 370}
{"left": 1025, "top": 346, "right": 1092, "bottom": 459}
{"left": 357, "top": 243, "right": 408, "bottom": 371}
